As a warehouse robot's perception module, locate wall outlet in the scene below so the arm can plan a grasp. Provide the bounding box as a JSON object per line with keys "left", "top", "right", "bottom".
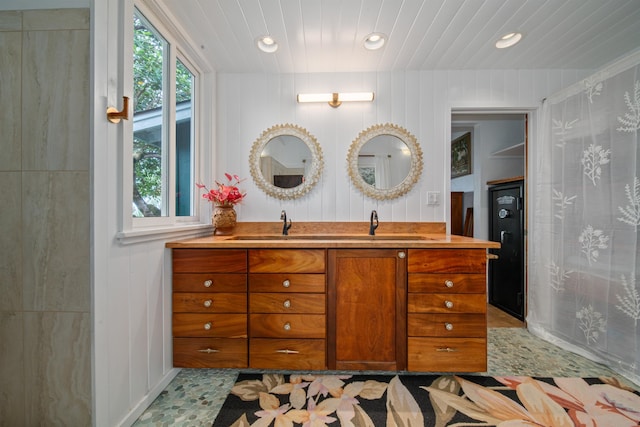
{"left": 427, "top": 191, "right": 440, "bottom": 205}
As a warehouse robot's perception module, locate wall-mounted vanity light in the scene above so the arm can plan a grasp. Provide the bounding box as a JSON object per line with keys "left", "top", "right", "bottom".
{"left": 296, "top": 92, "right": 374, "bottom": 108}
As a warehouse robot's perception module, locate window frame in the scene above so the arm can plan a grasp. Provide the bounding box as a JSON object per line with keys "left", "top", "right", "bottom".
{"left": 118, "top": 2, "right": 210, "bottom": 243}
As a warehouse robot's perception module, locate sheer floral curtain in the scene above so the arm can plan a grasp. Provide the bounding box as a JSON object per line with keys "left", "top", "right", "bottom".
{"left": 530, "top": 50, "right": 640, "bottom": 385}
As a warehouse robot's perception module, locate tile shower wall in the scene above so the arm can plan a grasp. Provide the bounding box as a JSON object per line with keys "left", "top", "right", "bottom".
{"left": 0, "top": 9, "right": 91, "bottom": 425}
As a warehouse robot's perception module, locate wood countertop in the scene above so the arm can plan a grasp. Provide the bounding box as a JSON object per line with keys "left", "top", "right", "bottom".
{"left": 166, "top": 222, "right": 500, "bottom": 249}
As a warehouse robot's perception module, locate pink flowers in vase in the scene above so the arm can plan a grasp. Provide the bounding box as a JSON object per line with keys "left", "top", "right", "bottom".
{"left": 197, "top": 173, "right": 246, "bottom": 206}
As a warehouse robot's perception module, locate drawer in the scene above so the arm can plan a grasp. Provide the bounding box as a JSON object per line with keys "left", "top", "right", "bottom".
{"left": 408, "top": 337, "right": 487, "bottom": 372}
{"left": 408, "top": 293, "right": 486, "bottom": 313}
{"left": 173, "top": 249, "right": 247, "bottom": 273}
{"left": 173, "top": 337, "right": 247, "bottom": 368}
{"left": 249, "top": 249, "right": 325, "bottom": 273}
{"left": 173, "top": 293, "right": 247, "bottom": 313}
{"left": 408, "top": 249, "right": 486, "bottom": 273}
{"left": 250, "top": 338, "right": 326, "bottom": 370}
{"left": 173, "top": 273, "right": 247, "bottom": 292}
{"left": 408, "top": 273, "right": 485, "bottom": 293}
{"left": 250, "top": 293, "right": 325, "bottom": 314}
{"left": 249, "top": 273, "right": 325, "bottom": 293}
{"left": 173, "top": 313, "right": 246, "bottom": 338}
{"left": 408, "top": 313, "right": 486, "bottom": 337}
{"left": 249, "top": 314, "right": 325, "bottom": 338}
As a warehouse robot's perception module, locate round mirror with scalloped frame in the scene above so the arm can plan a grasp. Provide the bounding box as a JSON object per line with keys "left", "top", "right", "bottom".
{"left": 347, "top": 123, "right": 423, "bottom": 200}
{"left": 249, "top": 124, "right": 324, "bottom": 200}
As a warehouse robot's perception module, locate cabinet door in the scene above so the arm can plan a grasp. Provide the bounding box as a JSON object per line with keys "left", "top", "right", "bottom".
{"left": 327, "top": 249, "right": 406, "bottom": 371}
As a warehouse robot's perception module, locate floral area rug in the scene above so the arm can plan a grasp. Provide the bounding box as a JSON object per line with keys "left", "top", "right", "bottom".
{"left": 212, "top": 373, "right": 640, "bottom": 426}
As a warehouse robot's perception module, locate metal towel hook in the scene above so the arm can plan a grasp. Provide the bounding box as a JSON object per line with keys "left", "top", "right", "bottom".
{"left": 107, "top": 96, "right": 130, "bottom": 123}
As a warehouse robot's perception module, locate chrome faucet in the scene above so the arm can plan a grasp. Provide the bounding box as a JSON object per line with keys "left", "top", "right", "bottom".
{"left": 280, "top": 210, "right": 292, "bottom": 235}
{"left": 369, "top": 210, "right": 379, "bottom": 235}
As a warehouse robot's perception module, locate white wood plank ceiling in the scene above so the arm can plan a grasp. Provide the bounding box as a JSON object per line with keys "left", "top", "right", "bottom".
{"left": 152, "top": 0, "right": 640, "bottom": 73}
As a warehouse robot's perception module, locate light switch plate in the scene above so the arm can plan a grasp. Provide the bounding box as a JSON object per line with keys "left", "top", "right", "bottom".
{"left": 427, "top": 191, "right": 440, "bottom": 205}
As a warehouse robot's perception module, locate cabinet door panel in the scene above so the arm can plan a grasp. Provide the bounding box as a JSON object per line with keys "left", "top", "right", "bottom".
{"left": 250, "top": 293, "right": 325, "bottom": 314}
{"left": 408, "top": 249, "right": 486, "bottom": 273}
{"left": 328, "top": 249, "right": 406, "bottom": 370}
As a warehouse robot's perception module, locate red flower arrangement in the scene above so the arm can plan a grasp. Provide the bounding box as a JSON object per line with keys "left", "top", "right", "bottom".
{"left": 196, "top": 173, "right": 246, "bottom": 206}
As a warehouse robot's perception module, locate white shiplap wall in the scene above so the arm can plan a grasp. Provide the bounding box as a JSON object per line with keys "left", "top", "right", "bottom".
{"left": 216, "top": 69, "right": 589, "bottom": 226}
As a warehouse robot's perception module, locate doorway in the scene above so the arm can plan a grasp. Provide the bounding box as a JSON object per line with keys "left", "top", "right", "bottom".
{"left": 450, "top": 111, "right": 528, "bottom": 322}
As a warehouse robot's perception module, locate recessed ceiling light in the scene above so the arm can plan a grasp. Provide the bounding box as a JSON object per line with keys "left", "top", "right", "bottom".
{"left": 495, "top": 32, "right": 522, "bottom": 49}
{"left": 256, "top": 35, "right": 278, "bottom": 53}
{"left": 364, "top": 32, "right": 386, "bottom": 50}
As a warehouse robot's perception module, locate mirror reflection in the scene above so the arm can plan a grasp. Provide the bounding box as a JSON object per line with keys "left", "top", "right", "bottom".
{"left": 357, "top": 135, "right": 411, "bottom": 189}
{"left": 260, "top": 135, "right": 312, "bottom": 189}
{"left": 347, "top": 123, "right": 423, "bottom": 200}
{"left": 249, "top": 124, "right": 323, "bottom": 200}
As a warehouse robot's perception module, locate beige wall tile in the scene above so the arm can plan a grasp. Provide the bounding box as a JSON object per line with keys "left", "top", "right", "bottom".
{"left": 23, "top": 311, "right": 90, "bottom": 426}
{"left": 0, "top": 311, "right": 25, "bottom": 426}
{"left": 23, "top": 8, "right": 89, "bottom": 31}
{"left": 0, "top": 11, "right": 21, "bottom": 31}
{"left": 22, "top": 171, "right": 89, "bottom": 312}
{"left": 0, "top": 172, "right": 22, "bottom": 311}
{"left": 0, "top": 32, "right": 21, "bottom": 171}
{"left": 22, "top": 29, "right": 89, "bottom": 171}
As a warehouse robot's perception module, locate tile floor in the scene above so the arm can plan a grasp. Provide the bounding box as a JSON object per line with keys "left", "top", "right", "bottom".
{"left": 133, "top": 319, "right": 636, "bottom": 426}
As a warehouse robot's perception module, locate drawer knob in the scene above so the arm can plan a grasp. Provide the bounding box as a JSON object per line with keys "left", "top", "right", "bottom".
{"left": 204, "top": 279, "right": 213, "bottom": 288}
{"left": 436, "top": 347, "right": 458, "bottom": 352}
{"left": 283, "top": 322, "right": 291, "bottom": 331}
{"left": 445, "top": 300, "right": 454, "bottom": 309}
{"left": 198, "top": 348, "right": 219, "bottom": 354}
{"left": 445, "top": 323, "right": 454, "bottom": 331}
{"left": 203, "top": 322, "right": 212, "bottom": 330}
{"left": 398, "top": 251, "right": 406, "bottom": 259}
{"left": 445, "top": 280, "right": 454, "bottom": 288}
{"left": 282, "top": 279, "right": 291, "bottom": 288}
{"left": 203, "top": 299, "right": 213, "bottom": 308}
{"left": 283, "top": 299, "right": 291, "bottom": 308}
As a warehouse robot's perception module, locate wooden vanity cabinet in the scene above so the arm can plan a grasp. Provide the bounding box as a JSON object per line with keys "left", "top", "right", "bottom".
{"left": 407, "top": 249, "right": 487, "bottom": 372}
{"left": 172, "top": 249, "right": 248, "bottom": 368}
{"left": 248, "top": 249, "right": 327, "bottom": 370}
{"left": 328, "top": 249, "right": 407, "bottom": 371}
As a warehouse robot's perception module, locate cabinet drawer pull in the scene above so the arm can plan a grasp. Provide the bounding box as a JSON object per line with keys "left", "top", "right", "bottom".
{"left": 445, "top": 323, "right": 453, "bottom": 331}
{"left": 203, "top": 299, "right": 213, "bottom": 308}
{"left": 398, "top": 251, "right": 406, "bottom": 259}
{"left": 203, "top": 279, "right": 213, "bottom": 288}
{"left": 436, "top": 347, "right": 458, "bottom": 352}
{"left": 283, "top": 299, "right": 291, "bottom": 308}
{"left": 445, "top": 300, "right": 454, "bottom": 309}
{"left": 198, "top": 348, "right": 219, "bottom": 354}
{"left": 203, "top": 322, "right": 212, "bottom": 330}
{"left": 282, "top": 279, "right": 291, "bottom": 288}
{"left": 283, "top": 322, "right": 291, "bottom": 331}
{"left": 444, "top": 280, "right": 454, "bottom": 288}
{"left": 275, "top": 349, "right": 299, "bottom": 354}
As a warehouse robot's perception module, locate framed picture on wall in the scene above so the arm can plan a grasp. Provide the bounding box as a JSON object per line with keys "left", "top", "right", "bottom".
{"left": 451, "top": 132, "right": 472, "bottom": 178}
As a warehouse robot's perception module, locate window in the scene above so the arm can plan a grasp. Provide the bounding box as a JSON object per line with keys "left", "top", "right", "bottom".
{"left": 132, "top": 8, "right": 197, "bottom": 220}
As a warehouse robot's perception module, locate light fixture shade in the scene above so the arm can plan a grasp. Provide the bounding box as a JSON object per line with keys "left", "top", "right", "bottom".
{"left": 297, "top": 92, "right": 375, "bottom": 107}
{"left": 495, "top": 32, "right": 522, "bottom": 49}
